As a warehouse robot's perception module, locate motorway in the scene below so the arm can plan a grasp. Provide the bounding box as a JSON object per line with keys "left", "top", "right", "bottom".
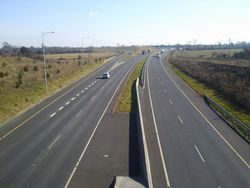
{"left": 143, "top": 55, "right": 250, "bottom": 187}
{"left": 0, "top": 55, "right": 144, "bottom": 188}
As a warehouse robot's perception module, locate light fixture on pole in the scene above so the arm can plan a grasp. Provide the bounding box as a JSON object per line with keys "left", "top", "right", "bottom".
{"left": 42, "top": 31, "right": 55, "bottom": 89}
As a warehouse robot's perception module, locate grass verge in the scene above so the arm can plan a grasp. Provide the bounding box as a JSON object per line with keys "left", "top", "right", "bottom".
{"left": 114, "top": 58, "right": 147, "bottom": 112}
{"left": 169, "top": 63, "right": 250, "bottom": 127}
{"left": 0, "top": 61, "right": 107, "bottom": 126}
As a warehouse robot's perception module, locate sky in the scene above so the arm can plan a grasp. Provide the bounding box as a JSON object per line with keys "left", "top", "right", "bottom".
{"left": 1, "top": 0, "right": 250, "bottom": 47}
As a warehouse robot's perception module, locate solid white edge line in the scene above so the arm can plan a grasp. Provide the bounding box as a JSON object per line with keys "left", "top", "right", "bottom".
{"left": 64, "top": 62, "right": 137, "bottom": 188}
{"left": 142, "top": 55, "right": 152, "bottom": 89}
{"left": 48, "top": 135, "right": 61, "bottom": 149}
{"left": 194, "top": 145, "right": 205, "bottom": 163}
{"left": 160, "top": 60, "right": 250, "bottom": 169}
{"left": 147, "top": 58, "right": 171, "bottom": 187}
{"left": 178, "top": 115, "right": 184, "bottom": 125}
{"left": 136, "top": 79, "right": 153, "bottom": 188}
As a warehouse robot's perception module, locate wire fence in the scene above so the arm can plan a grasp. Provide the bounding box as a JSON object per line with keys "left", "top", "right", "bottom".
{"left": 204, "top": 95, "right": 250, "bottom": 143}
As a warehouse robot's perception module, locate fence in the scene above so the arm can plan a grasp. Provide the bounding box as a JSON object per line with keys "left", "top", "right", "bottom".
{"left": 204, "top": 95, "right": 250, "bottom": 143}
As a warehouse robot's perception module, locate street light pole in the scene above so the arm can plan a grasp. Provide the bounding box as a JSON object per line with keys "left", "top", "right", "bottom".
{"left": 42, "top": 31, "right": 55, "bottom": 89}
{"left": 82, "top": 37, "right": 90, "bottom": 66}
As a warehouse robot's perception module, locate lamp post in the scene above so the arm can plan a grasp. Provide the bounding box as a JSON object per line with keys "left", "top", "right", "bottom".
{"left": 42, "top": 31, "right": 55, "bottom": 89}
{"left": 82, "top": 37, "right": 90, "bottom": 65}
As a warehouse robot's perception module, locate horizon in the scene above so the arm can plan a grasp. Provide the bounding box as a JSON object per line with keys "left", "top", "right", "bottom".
{"left": 1, "top": 0, "right": 250, "bottom": 47}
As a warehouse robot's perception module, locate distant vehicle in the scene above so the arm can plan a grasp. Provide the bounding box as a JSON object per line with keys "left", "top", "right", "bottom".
{"left": 102, "top": 72, "right": 110, "bottom": 79}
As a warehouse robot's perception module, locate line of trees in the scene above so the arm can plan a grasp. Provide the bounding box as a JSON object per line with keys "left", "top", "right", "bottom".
{"left": 169, "top": 57, "right": 250, "bottom": 111}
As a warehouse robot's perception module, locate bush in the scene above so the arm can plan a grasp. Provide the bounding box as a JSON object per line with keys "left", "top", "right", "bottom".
{"left": 17, "top": 56, "right": 21, "bottom": 61}
{"left": 56, "top": 69, "right": 60, "bottom": 74}
{"left": 33, "top": 60, "right": 36, "bottom": 64}
{"left": 77, "top": 55, "right": 82, "bottom": 60}
{"left": 169, "top": 57, "right": 250, "bottom": 111}
{"left": 78, "top": 61, "right": 82, "bottom": 66}
{"left": 2, "top": 62, "right": 7, "bottom": 67}
{"left": 16, "top": 71, "right": 24, "bottom": 88}
{"left": 4, "top": 72, "right": 8, "bottom": 76}
{"left": 23, "top": 65, "right": 29, "bottom": 72}
{"left": 33, "top": 66, "right": 38, "bottom": 71}
{"left": 0, "top": 72, "right": 5, "bottom": 78}
{"left": 48, "top": 64, "right": 52, "bottom": 69}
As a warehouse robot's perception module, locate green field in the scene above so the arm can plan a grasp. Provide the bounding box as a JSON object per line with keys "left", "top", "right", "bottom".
{"left": 0, "top": 52, "right": 114, "bottom": 125}
{"left": 175, "top": 49, "right": 243, "bottom": 58}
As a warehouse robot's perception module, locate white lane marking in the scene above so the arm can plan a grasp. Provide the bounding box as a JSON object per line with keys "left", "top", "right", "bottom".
{"left": 88, "top": 85, "right": 92, "bottom": 88}
{"left": 178, "top": 115, "right": 184, "bottom": 125}
{"left": 0, "top": 60, "right": 113, "bottom": 141}
{"left": 64, "top": 62, "right": 136, "bottom": 188}
{"left": 160, "top": 61, "right": 250, "bottom": 169}
{"left": 160, "top": 82, "right": 163, "bottom": 85}
{"left": 48, "top": 135, "right": 61, "bottom": 150}
{"left": 50, "top": 113, "right": 56, "bottom": 118}
{"left": 164, "top": 89, "right": 167, "bottom": 94}
{"left": 169, "top": 98, "right": 173, "bottom": 105}
{"left": 81, "top": 90, "right": 84, "bottom": 93}
{"left": 194, "top": 145, "right": 205, "bottom": 163}
{"left": 76, "top": 93, "right": 80, "bottom": 97}
{"left": 76, "top": 110, "right": 83, "bottom": 117}
{"left": 147, "top": 59, "right": 171, "bottom": 187}
{"left": 71, "top": 97, "right": 76, "bottom": 101}
{"left": 58, "top": 107, "right": 64, "bottom": 111}
{"left": 91, "top": 82, "right": 94, "bottom": 86}
{"left": 65, "top": 101, "right": 70, "bottom": 106}
{"left": 85, "top": 87, "right": 88, "bottom": 90}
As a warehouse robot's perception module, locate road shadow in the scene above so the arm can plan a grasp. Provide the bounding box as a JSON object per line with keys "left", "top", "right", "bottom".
{"left": 129, "top": 81, "right": 141, "bottom": 177}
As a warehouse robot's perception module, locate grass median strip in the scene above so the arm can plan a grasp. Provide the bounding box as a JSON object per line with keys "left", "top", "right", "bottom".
{"left": 114, "top": 58, "right": 147, "bottom": 113}
{"left": 169, "top": 63, "right": 250, "bottom": 127}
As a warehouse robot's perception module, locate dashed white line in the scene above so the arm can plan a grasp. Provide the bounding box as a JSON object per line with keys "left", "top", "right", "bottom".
{"left": 81, "top": 90, "right": 84, "bottom": 93}
{"left": 64, "top": 61, "right": 136, "bottom": 188}
{"left": 160, "top": 61, "right": 250, "bottom": 169}
{"left": 71, "top": 97, "right": 76, "bottom": 101}
{"left": 85, "top": 87, "right": 88, "bottom": 90}
{"left": 164, "top": 89, "right": 167, "bottom": 94}
{"left": 169, "top": 98, "right": 173, "bottom": 105}
{"left": 194, "top": 145, "right": 205, "bottom": 163}
{"left": 178, "top": 115, "right": 183, "bottom": 125}
{"left": 76, "top": 93, "right": 80, "bottom": 97}
{"left": 50, "top": 113, "right": 56, "bottom": 118}
{"left": 65, "top": 101, "right": 70, "bottom": 105}
{"left": 48, "top": 135, "right": 61, "bottom": 150}
{"left": 58, "top": 107, "right": 64, "bottom": 111}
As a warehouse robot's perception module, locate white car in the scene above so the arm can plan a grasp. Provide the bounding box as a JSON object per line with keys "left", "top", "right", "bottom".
{"left": 102, "top": 72, "right": 110, "bottom": 79}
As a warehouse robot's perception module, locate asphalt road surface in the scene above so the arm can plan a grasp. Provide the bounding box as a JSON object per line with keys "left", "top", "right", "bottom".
{"left": 145, "top": 55, "right": 250, "bottom": 188}
{"left": 0, "top": 55, "right": 144, "bottom": 188}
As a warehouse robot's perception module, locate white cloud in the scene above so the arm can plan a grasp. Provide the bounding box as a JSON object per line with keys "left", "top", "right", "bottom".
{"left": 88, "top": 10, "right": 98, "bottom": 17}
